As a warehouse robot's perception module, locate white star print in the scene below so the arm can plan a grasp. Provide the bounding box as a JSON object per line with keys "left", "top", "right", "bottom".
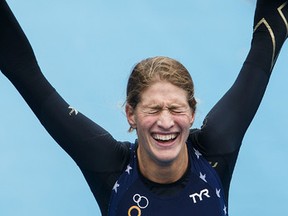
{"left": 125, "top": 164, "right": 132, "bottom": 174}
{"left": 216, "top": 188, "right": 221, "bottom": 198}
{"left": 68, "top": 106, "right": 78, "bottom": 116}
{"left": 199, "top": 172, "right": 207, "bottom": 183}
{"left": 223, "top": 205, "right": 227, "bottom": 215}
{"left": 113, "top": 181, "right": 120, "bottom": 193}
{"left": 194, "top": 148, "right": 202, "bottom": 159}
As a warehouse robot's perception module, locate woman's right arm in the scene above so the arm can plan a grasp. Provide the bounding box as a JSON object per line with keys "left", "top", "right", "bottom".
{"left": 0, "top": 0, "right": 129, "bottom": 185}
{"left": 0, "top": 2, "right": 130, "bottom": 212}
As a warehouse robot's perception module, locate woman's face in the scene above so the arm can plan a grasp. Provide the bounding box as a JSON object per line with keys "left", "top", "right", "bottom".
{"left": 126, "top": 81, "right": 195, "bottom": 166}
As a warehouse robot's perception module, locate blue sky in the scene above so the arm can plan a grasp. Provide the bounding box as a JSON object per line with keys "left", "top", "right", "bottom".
{"left": 0, "top": 0, "right": 288, "bottom": 215}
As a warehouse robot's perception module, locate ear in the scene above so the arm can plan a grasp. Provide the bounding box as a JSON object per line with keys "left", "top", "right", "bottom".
{"left": 125, "top": 104, "right": 137, "bottom": 129}
{"left": 189, "top": 110, "right": 195, "bottom": 127}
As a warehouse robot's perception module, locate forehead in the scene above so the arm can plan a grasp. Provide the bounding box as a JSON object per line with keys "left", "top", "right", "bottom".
{"left": 139, "top": 81, "right": 188, "bottom": 106}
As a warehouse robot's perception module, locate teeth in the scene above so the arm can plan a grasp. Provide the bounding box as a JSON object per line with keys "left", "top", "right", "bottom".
{"left": 153, "top": 133, "right": 177, "bottom": 141}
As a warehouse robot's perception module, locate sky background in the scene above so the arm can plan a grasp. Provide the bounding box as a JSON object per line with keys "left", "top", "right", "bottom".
{"left": 0, "top": 0, "right": 288, "bottom": 215}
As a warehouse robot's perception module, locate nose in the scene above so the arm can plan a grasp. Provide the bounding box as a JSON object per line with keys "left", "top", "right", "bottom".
{"left": 157, "top": 109, "right": 174, "bottom": 129}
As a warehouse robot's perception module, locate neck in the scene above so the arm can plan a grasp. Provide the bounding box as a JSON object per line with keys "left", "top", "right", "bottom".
{"left": 137, "top": 145, "right": 189, "bottom": 184}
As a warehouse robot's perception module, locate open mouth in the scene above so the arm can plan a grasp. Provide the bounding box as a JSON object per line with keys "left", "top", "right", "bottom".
{"left": 152, "top": 133, "right": 179, "bottom": 143}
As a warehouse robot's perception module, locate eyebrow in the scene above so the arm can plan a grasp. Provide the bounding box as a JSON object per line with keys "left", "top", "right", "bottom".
{"left": 143, "top": 103, "right": 187, "bottom": 110}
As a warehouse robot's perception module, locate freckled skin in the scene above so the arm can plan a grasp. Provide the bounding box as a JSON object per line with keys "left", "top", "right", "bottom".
{"left": 126, "top": 81, "right": 194, "bottom": 183}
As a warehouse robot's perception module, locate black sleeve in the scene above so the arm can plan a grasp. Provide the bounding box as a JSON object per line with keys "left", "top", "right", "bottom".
{"left": 0, "top": 1, "right": 129, "bottom": 214}
{"left": 189, "top": 0, "right": 288, "bottom": 202}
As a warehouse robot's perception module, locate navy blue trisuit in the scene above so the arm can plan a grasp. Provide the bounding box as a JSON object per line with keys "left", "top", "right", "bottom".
{"left": 0, "top": 0, "right": 287, "bottom": 215}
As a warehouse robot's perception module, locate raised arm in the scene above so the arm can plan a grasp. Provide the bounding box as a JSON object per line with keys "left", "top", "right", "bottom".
{"left": 0, "top": 1, "right": 130, "bottom": 213}
{"left": 190, "top": 0, "right": 288, "bottom": 198}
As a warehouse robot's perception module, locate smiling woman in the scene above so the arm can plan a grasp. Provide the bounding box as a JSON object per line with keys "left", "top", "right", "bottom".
{"left": 126, "top": 80, "right": 194, "bottom": 183}
{"left": 0, "top": 0, "right": 288, "bottom": 215}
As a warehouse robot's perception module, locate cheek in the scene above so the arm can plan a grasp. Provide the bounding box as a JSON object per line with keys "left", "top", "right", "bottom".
{"left": 175, "top": 114, "right": 194, "bottom": 127}
{"left": 136, "top": 115, "right": 157, "bottom": 130}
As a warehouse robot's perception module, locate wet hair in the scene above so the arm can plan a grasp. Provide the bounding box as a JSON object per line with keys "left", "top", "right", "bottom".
{"left": 126, "top": 56, "right": 197, "bottom": 111}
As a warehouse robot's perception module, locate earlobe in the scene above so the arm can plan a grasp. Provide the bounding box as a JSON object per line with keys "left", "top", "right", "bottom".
{"left": 125, "top": 104, "right": 136, "bottom": 129}
{"left": 190, "top": 112, "right": 195, "bottom": 127}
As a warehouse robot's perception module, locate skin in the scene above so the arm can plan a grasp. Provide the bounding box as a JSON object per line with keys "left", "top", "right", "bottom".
{"left": 126, "top": 81, "right": 195, "bottom": 184}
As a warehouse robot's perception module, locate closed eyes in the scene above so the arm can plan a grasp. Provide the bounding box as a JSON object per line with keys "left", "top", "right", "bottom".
{"left": 142, "top": 105, "right": 189, "bottom": 115}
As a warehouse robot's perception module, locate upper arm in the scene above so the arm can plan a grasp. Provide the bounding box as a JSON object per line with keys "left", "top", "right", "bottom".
{"left": 38, "top": 91, "right": 130, "bottom": 172}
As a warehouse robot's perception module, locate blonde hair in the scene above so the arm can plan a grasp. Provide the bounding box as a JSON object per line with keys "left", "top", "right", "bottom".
{"left": 126, "top": 56, "right": 196, "bottom": 111}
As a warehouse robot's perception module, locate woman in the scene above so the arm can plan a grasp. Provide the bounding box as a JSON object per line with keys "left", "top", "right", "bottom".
{"left": 0, "top": 0, "right": 287, "bottom": 215}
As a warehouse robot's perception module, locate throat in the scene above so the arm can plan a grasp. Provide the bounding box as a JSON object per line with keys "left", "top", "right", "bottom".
{"left": 137, "top": 147, "right": 189, "bottom": 184}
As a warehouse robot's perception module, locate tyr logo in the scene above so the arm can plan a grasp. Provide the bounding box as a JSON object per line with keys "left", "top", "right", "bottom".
{"left": 189, "top": 189, "right": 210, "bottom": 203}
